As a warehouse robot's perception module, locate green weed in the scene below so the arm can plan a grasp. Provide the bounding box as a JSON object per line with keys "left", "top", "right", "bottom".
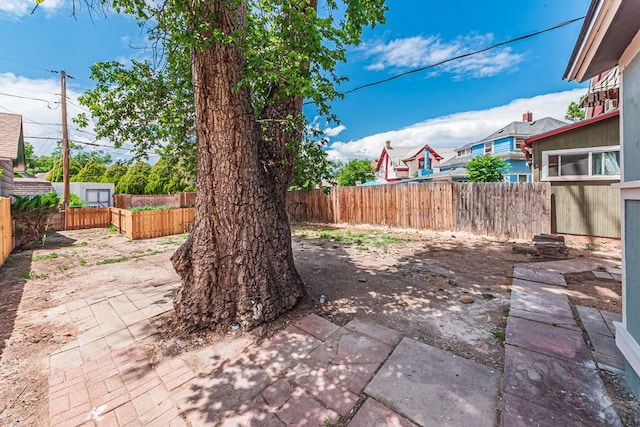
{"left": 59, "top": 264, "right": 70, "bottom": 271}
{"left": 502, "top": 307, "right": 510, "bottom": 317}
{"left": 481, "top": 293, "right": 496, "bottom": 300}
{"left": 33, "top": 252, "right": 59, "bottom": 261}
{"left": 107, "top": 225, "right": 118, "bottom": 232}
{"left": 492, "top": 331, "right": 505, "bottom": 342}
{"left": 97, "top": 256, "right": 129, "bottom": 265}
{"left": 79, "top": 258, "right": 87, "bottom": 266}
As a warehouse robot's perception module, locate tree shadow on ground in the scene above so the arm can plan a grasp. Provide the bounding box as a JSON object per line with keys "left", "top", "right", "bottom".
{"left": 0, "top": 231, "right": 76, "bottom": 358}
{"left": 145, "top": 229, "right": 534, "bottom": 424}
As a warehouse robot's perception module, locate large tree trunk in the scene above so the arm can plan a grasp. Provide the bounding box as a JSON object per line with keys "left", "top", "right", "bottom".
{"left": 171, "top": 1, "right": 305, "bottom": 331}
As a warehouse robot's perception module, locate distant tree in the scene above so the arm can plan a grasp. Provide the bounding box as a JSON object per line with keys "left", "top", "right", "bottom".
{"left": 565, "top": 99, "right": 585, "bottom": 122}
{"left": 46, "top": 158, "right": 83, "bottom": 182}
{"left": 466, "top": 154, "right": 510, "bottom": 182}
{"left": 115, "top": 162, "right": 151, "bottom": 194}
{"left": 71, "top": 158, "right": 107, "bottom": 182}
{"left": 336, "top": 159, "right": 376, "bottom": 187}
{"left": 145, "top": 157, "right": 190, "bottom": 194}
{"left": 24, "top": 142, "right": 57, "bottom": 175}
{"left": 101, "top": 162, "right": 129, "bottom": 186}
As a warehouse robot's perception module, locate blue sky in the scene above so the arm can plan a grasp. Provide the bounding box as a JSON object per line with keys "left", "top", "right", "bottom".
{"left": 0, "top": 0, "right": 591, "bottom": 161}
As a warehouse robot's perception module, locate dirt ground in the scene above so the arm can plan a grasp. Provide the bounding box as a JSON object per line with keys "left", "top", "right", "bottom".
{"left": 0, "top": 225, "right": 630, "bottom": 425}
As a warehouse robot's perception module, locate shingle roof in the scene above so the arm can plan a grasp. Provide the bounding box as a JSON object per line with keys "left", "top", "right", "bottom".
{"left": 438, "top": 155, "right": 471, "bottom": 168}
{"left": 455, "top": 117, "right": 568, "bottom": 150}
{"left": 0, "top": 112, "right": 23, "bottom": 160}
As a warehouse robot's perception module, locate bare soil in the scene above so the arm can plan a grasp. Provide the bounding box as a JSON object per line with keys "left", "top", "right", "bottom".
{"left": 0, "top": 225, "right": 628, "bottom": 425}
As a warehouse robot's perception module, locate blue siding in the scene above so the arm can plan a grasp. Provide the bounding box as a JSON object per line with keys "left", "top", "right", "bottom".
{"left": 506, "top": 160, "right": 530, "bottom": 174}
{"left": 471, "top": 144, "right": 484, "bottom": 157}
{"left": 493, "top": 137, "right": 514, "bottom": 154}
{"left": 623, "top": 54, "right": 640, "bottom": 397}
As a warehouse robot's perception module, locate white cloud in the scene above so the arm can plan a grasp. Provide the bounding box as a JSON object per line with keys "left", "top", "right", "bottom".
{"left": 323, "top": 124, "right": 346, "bottom": 137}
{"left": 0, "top": 0, "right": 64, "bottom": 19}
{"left": 326, "top": 88, "right": 586, "bottom": 162}
{"left": 363, "top": 33, "right": 523, "bottom": 79}
{"left": 0, "top": 72, "right": 135, "bottom": 160}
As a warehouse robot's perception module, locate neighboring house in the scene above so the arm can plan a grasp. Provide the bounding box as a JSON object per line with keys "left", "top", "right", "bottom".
{"left": 564, "top": 0, "right": 640, "bottom": 399}
{"left": 51, "top": 182, "right": 115, "bottom": 207}
{"left": 437, "top": 113, "right": 567, "bottom": 182}
{"left": 580, "top": 66, "right": 620, "bottom": 118}
{"left": 13, "top": 176, "right": 55, "bottom": 196}
{"left": 523, "top": 109, "right": 620, "bottom": 238}
{"left": 375, "top": 140, "right": 443, "bottom": 183}
{"left": 0, "top": 113, "right": 26, "bottom": 196}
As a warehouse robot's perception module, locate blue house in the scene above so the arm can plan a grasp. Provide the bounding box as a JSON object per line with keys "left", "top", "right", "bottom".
{"left": 435, "top": 112, "right": 567, "bottom": 182}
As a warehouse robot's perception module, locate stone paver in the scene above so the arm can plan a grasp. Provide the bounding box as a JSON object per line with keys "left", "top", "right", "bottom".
{"left": 348, "top": 398, "right": 417, "bottom": 427}
{"left": 510, "top": 279, "right": 576, "bottom": 323}
{"left": 506, "top": 316, "right": 591, "bottom": 363}
{"left": 294, "top": 313, "right": 340, "bottom": 341}
{"left": 503, "top": 345, "right": 621, "bottom": 427}
{"left": 366, "top": 337, "right": 500, "bottom": 427}
{"left": 577, "top": 306, "right": 625, "bottom": 370}
{"left": 513, "top": 266, "right": 567, "bottom": 287}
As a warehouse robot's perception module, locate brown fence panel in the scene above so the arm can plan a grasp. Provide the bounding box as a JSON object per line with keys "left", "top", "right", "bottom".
{"left": 451, "top": 182, "right": 550, "bottom": 240}
{"left": 128, "top": 208, "right": 194, "bottom": 240}
{"left": 0, "top": 197, "right": 13, "bottom": 264}
{"left": 64, "top": 208, "right": 111, "bottom": 230}
{"left": 292, "top": 182, "right": 549, "bottom": 240}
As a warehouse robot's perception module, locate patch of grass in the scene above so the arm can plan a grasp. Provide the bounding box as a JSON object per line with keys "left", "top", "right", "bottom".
{"left": 129, "top": 205, "right": 173, "bottom": 212}
{"left": 78, "top": 241, "right": 88, "bottom": 247}
{"left": 107, "top": 225, "right": 118, "bottom": 232}
{"left": 97, "top": 256, "right": 129, "bottom": 265}
{"left": 584, "top": 241, "right": 602, "bottom": 251}
{"left": 79, "top": 258, "right": 87, "bottom": 266}
{"left": 162, "top": 237, "right": 177, "bottom": 245}
{"left": 502, "top": 307, "right": 510, "bottom": 317}
{"left": 492, "top": 331, "right": 505, "bottom": 342}
{"left": 59, "top": 264, "right": 70, "bottom": 271}
{"left": 33, "top": 252, "right": 59, "bottom": 261}
{"left": 22, "top": 269, "right": 35, "bottom": 280}
{"left": 481, "top": 293, "right": 496, "bottom": 300}
{"left": 316, "top": 228, "right": 404, "bottom": 251}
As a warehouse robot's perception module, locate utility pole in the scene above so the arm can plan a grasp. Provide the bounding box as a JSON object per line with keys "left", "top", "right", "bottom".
{"left": 60, "top": 70, "right": 70, "bottom": 229}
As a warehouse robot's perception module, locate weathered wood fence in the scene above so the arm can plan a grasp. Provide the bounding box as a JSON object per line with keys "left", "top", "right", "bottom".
{"left": 0, "top": 197, "right": 13, "bottom": 266}
{"left": 286, "top": 182, "right": 551, "bottom": 240}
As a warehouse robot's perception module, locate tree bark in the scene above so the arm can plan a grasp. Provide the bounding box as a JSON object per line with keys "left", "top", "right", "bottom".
{"left": 171, "top": 1, "right": 305, "bottom": 331}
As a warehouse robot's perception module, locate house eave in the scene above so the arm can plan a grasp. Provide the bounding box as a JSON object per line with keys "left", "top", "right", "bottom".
{"left": 564, "top": 0, "right": 640, "bottom": 82}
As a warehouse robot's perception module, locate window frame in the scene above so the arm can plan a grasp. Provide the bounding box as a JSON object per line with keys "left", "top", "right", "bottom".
{"left": 484, "top": 141, "right": 493, "bottom": 154}
{"left": 541, "top": 145, "right": 621, "bottom": 181}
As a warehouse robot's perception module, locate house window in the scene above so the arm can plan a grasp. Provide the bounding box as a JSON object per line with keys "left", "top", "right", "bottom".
{"left": 418, "top": 158, "right": 425, "bottom": 169}
{"left": 542, "top": 146, "right": 620, "bottom": 181}
{"left": 515, "top": 139, "right": 524, "bottom": 150}
{"left": 484, "top": 141, "right": 493, "bottom": 154}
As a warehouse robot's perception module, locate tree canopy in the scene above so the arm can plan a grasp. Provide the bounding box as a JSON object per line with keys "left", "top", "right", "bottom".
{"left": 336, "top": 159, "right": 376, "bottom": 186}
{"left": 565, "top": 99, "right": 585, "bottom": 122}
{"left": 466, "top": 154, "right": 510, "bottom": 182}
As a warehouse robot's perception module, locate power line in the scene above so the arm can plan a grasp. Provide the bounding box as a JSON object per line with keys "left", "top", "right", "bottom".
{"left": 0, "top": 91, "right": 58, "bottom": 104}
{"left": 0, "top": 55, "right": 56, "bottom": 74}
{"left": 333, "top": 16, "right": 586, "bottom": 99}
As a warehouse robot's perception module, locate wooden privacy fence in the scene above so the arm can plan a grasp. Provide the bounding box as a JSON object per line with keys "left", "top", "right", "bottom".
{"left": 0, "top": 197, "right": 13, "bottom": 266}
{"left": 287, "top": 182, "right": 551, "bottom": 240}
{"left": 110, "top": 208, "right": 194, "bottom": 240}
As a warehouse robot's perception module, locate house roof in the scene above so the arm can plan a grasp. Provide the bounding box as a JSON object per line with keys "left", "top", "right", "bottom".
{"left": 438, "top": 155, "right": 471, "bottom": 168}
{"left": 564, "top": 0, "right": 640, "bottom": 82}
{"left": 375, "top": 143, "right": 443, "bottom": 171}
{"left": 523, "top": 109, "right": 619, "bottom": 145}
{"left": 0, "top": 112, "right": 24, "bottom": 161}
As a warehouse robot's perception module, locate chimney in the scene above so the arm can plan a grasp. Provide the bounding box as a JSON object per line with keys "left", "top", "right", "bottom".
{"left": 385, "top": 140, "right": 391, "bottom": 149}
{"left": 522, "top": 111, "right": 533, "bottom": 122}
